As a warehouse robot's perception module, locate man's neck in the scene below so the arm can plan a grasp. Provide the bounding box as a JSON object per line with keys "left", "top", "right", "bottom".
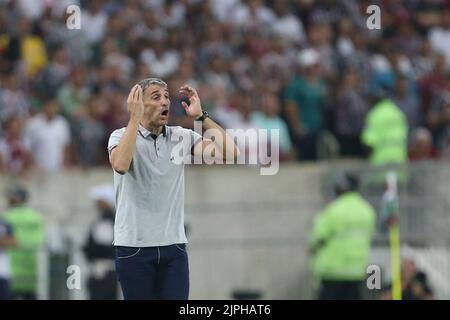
{"left": 140, "top": 120, "right": 163, "bottom": 136}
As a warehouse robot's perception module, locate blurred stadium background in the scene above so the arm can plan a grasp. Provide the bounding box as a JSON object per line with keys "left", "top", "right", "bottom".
{"left": 0, "top": 0, "right": 449, "bottom": 300}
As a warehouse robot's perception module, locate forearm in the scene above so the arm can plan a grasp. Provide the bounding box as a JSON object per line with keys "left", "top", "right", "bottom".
{"left": 201, "top": 117, "right": 240, "bottom": 159}
{"left": 111, "top": 119, "right": 140, "bottom": 173}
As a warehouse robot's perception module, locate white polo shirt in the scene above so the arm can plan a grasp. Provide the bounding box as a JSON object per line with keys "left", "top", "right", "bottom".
{"left": 108, "top": 125, "right": 201, "bottom": 247}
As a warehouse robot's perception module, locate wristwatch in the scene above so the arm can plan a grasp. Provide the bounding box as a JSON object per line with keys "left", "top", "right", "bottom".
{"left": 195, "top": 110, "right": 210, "bottom": 122}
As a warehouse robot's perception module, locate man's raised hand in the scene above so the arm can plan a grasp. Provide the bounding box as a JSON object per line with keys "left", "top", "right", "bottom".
{"left": 179, "top": 85, "right": 203, "bottom": 119}
{"left": 127, "top": 85, "right": 144, "bottom": 122}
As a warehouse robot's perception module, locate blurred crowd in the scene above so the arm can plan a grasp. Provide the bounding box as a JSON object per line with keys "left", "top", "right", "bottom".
{"left": 0, "top": 0, "right": 450, "bottom": 177}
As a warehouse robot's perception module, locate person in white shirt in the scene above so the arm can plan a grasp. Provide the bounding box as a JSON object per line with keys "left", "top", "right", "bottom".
{"left": 24, "top": 100, "right": 72, "bottom": 173}
{"left": 429, "top": 10, "right": 450, "bottom": 72}
{"left": 82, "top": 1, "right": 108, "bottom": 45}
{"left": 271, "top": 0, "right": 306, "bottom": 45}
{"left": 0, "top": 116, "right": 33, "bottom": 176}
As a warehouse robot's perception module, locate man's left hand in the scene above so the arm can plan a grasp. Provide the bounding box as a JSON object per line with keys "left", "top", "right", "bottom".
{"left": 179, "top": 85, "right": 203, "bottom": 119}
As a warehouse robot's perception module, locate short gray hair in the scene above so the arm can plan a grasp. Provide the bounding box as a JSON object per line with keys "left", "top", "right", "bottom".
{"left": 138, "top": 78, "right": 168, "bottom": 92}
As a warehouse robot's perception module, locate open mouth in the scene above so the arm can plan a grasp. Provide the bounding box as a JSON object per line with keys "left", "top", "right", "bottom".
{"left": 160, "top": 109, "right": 169, "bottom": 116}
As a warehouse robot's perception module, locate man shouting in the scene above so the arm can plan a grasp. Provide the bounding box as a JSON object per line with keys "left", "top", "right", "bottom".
{"left": 108, "top": 78, "right": 239, "bottom": 300}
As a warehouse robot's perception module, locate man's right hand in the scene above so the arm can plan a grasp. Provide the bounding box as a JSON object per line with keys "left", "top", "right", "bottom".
{"left": 127, "top": 85, "right": 144, "bottom": 122}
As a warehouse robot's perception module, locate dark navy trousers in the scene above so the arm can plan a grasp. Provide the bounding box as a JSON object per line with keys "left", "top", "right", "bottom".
{"left": 115, "top": 244, "right": 189, "bottom": 300}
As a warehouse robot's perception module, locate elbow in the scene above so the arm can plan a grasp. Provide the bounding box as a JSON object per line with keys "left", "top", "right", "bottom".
{"left": 111, "top": 159, "right": 129, "bottom": 175}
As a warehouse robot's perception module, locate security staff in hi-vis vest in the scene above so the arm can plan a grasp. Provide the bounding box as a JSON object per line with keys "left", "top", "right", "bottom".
{"left": 4, "top": 186, "right": 44, "bottom": 300}
{"left": 309, "top": 173, "right": 376, "bottom": 300}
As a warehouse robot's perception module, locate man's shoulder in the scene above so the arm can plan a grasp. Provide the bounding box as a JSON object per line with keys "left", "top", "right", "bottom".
{"left": 166, "top": 126, "right": 195, "bottom": 136}
{"left": 167, "top": 125, "right": 188, "bottom": 131}
{"left": 110, "top": 127, "right": 126, "bottom": 137}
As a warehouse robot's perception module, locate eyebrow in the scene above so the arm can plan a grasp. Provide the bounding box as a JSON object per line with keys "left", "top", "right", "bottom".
{"left": 150, "top": 90, "right": 169, "bottom": 96}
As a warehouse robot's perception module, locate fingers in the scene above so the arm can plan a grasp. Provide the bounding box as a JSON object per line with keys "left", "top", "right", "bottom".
{"left": 127, "top": 85, "right": 143, "bottom": 105}
{"left": 179, "top": 85, "right": 197, "bottom": 97}
{"left": 127, "top": 85, "right": 138, "bottom": 103}
{"left": 136, "top": 85, "right": 142, "bottom": 102}
{"left": 181, "top": 101, "right": 189, "bottom": 112}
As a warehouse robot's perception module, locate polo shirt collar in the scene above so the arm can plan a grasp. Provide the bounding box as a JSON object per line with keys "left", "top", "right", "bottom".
{"left": 138, "top": 124, "right": 167, "bottom": 138}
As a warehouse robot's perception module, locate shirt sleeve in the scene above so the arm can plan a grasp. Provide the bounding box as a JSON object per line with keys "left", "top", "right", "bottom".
{"left": 107, "top": 129, "right": 124, "bottom": 156}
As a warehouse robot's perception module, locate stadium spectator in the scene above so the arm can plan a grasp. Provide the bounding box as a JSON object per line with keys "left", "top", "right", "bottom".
{"left": 411, "top": 38, "right": 437, "bottom": 80}
{"left": 334, "top": 69, "right": 369, "bottom": 158}
{"left": 71, "top": 96, "right": 108, "bottom": 167}
{"left": 35, "top": 46, "right": 71, "bottom": 99}
{"left": 16, "top": 16, "right": 48, "bottom": 78}
{"left": 0, "top": 116, "right": 33, "bottom": 177}
{"left": 428, "top": 8, "right": 450, "bottom": 72}
{"left": 408, "top": 127, "right": 439, "bottom": 161}
{"left": 24, "top": 99, "right": 72, "bottom": 172}
{"left": 214, "top": 89, "right": 259, "bottom": 163}
{"left": 4, "top": 185, "right": 44, "bottom": 300}
{"left": 228, "top": 0, "right": 276, "bottom": 31}
{"left": 251, "top": 91, "right": 294, "bottom": 161}
{"left": 393, "top": 75, "right": 421, "bottom": 132}
{"left": 284, "top": 48, "right": 326, "bottom": 161}
{"left": 257, "top": 36, "right": 293, "bottom": 94}
{"left": 427, "top": 76, "right": 450, "bottom": 156}
{"left": 209, "top": 0, "right": 240, "bottom": 22}
{"left": 81, "top": 0, "right": 108, "bottom": 46}
{"left": 0, "top": 73, "right": 30, "bottom": 123}
{"left": 57, "top": 66, "right": 91, "bottom": 118}
{"left": 418, "top": 54, "right": 448, "bottom": 115}
{"left": 271, "top": 0, "right": 306, "bottom": 45}
{"left": 380, "top": 258, "right": 435, "bottom": 300}
{"left": 140, "top": 37, "right": 180, "bottom": 79}
{"left": 306, "top": 22, "right": 336, "bottom": 81}
{"left": 214, "top": 89, "right": 255, "bottom": 131}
